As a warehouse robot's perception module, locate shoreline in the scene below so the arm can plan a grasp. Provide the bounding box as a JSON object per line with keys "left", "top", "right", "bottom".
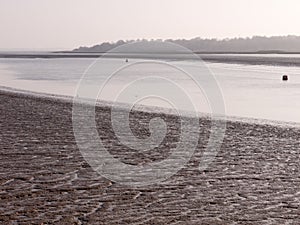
{"left": 1, "top": 52, "right": 300, "bottom": 67}
{"left": 1, "top": 87, "right": 300, "bottom": 223}
{"left": 1, "top": 85, "right": 299, "bottom": 129}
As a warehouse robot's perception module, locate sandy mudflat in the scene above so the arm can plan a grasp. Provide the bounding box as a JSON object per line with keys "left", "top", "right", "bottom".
{"left": 1, "top": 90, "right": 300, "bottom": 224}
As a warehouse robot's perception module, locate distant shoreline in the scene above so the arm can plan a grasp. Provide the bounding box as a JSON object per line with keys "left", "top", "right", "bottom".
{"left": 1, "top": 52, "right": 300, "bottom": 67}
{"left": 61, "top": 51, "right": 300, "bottom": 54}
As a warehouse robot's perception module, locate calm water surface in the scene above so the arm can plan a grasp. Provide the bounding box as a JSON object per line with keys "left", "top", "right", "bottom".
{"left": 1, "top": 55, "right": 300, "bottom": 123}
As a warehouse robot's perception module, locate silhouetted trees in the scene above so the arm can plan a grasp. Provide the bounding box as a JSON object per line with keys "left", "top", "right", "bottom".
{"left": 73, "top": 36, "right": 300, "bottom": 53}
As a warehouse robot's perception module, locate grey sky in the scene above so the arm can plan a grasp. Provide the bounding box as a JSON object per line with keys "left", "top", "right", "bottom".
{"left": 0, "top": 0, "right": 300, "bottom": 50}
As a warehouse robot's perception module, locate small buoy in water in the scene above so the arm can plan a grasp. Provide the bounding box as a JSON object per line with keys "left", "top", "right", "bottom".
{"left": 125, "top": 59, "right": 128, "bottom": 63}
{"left": 282, "top": 75, "right": 288, "bottom": 81}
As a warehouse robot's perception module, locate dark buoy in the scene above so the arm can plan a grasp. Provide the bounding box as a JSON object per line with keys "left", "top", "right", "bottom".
{"left": 125, "top": 59, "right": 128, "bottom": 63}
{"left": 282, "top": 75, "right": 288, "bottom": 81}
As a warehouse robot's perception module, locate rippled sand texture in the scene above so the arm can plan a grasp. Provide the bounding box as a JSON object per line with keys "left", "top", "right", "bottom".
{"left": 1, "top": 90, "right": 300, "bottom": 224}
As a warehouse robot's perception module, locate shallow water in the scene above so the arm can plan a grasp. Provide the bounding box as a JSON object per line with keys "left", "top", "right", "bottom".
{"left": 1, "top": 56, "right": 300, "bottom": 123}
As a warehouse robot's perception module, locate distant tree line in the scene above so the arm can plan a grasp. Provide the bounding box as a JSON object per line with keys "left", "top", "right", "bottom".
{"left": 73, "top": 36, "right": 300, "bottom": 53}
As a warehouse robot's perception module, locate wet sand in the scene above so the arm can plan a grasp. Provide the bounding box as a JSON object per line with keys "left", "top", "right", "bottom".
{"left": 1, "top": 90, "right": 300, "bottom": 224}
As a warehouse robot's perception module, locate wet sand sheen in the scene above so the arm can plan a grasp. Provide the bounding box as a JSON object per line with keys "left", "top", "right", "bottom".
{"left": 1, "top": 90, "right": 300, "bottom": 224}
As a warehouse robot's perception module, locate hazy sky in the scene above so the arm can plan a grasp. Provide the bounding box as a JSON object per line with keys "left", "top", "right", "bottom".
{"left": 1, "top": 0, "right": 300, "bottom": 50}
